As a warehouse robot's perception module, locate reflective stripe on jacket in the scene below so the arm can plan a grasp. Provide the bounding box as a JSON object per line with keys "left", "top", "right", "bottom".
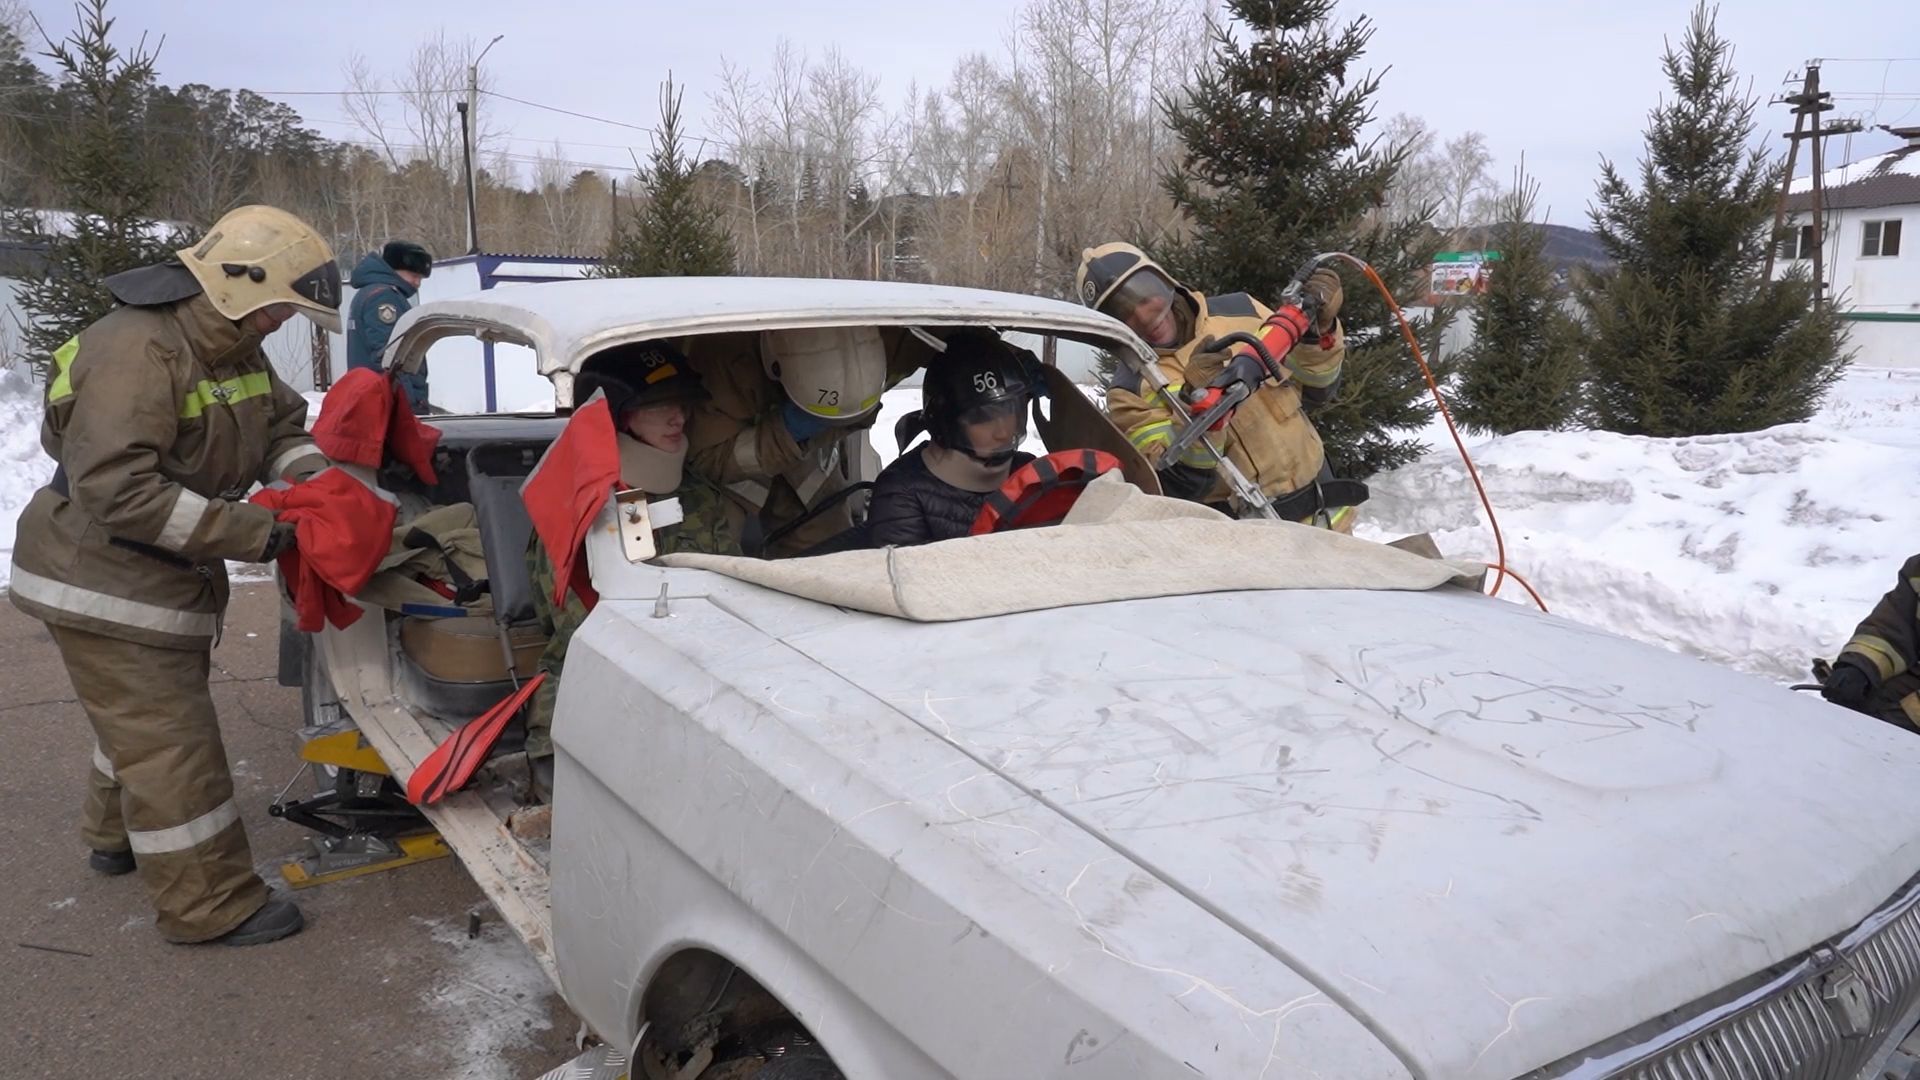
{"left": 10, "top": 292, "right": 327, "bottom": 650}
{"left": 1840, "top": 553, "right": 1920, "bottom": 729}
{"left": 1105, "top": 288, "right": 1344, "bottom": 507}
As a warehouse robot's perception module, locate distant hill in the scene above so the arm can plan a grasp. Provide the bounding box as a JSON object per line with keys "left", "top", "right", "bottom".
{"left": 1446, "top": 222, "right": 1613, "bottom": 285}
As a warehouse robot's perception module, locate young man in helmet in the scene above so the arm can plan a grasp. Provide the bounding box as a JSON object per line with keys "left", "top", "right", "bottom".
{"left": 523, "top": 341, "right": 742, "bottom": 801}
{"left": 10, "top": 205, "right": 342, "bottom": 946}
{"left": 1821, "top": 552, "right": 1920, "bottom": 731}
{"left": 685, "top": 326, "right": 910, "bottom": 555}
{"left": 347, "top": 240, "right": 433, "bottom": 411}
{"left": 1076, "top": 242, "right": 1360, "bottom": 531}
{"left": 867, "top": 331, "right": 1038, "bottom": 548}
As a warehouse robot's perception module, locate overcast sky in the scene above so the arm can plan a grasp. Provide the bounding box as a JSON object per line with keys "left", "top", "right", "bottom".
{"left": 20, "top": 0, "right": 1920, "bottom": 228}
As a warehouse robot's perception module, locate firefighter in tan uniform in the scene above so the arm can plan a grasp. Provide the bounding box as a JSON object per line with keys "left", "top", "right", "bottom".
{"left": 9, "top": 205, "right": 342, "bottom": 946}
{"left": 1077, "top": 243, "right": 1362, "bottom": 530}
{"left": 1822, "top": 553, "right": 1920, "bottom": 731}
{"left": 685, "top": 327, "right": 908, "bottom": 555}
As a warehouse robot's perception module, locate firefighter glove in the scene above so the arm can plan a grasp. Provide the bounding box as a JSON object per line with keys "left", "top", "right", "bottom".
{"left": 1821, "top": 659, "right": 1874, "bottom": 710}
{"left": 1303, "top": 268, "right": 1343, "bottom": 334}
{"left": 260, "top": 521, "right": 298, "bottom": 562}
{"left": 1208, "top": 352, "right": 1270, "bottom": 395}
{"left": 1185, "top": 347, "right": 1260, "bottom": 394}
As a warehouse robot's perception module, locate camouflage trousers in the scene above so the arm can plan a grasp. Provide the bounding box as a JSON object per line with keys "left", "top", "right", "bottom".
{"left": 523, "top": 541, "right": 586, "bottom": 761}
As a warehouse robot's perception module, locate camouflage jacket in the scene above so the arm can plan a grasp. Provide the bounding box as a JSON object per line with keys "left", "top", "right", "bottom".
{"left": 1839, "top": 552, "right": 1920, "bottom": 730}
{"left": 524, "top": 471, "right": 741, "bottom": 754}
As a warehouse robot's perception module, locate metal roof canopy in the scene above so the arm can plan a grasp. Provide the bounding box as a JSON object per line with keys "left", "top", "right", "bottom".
{"left": 387, "top": 275, "right": 1157, "bottom": 408}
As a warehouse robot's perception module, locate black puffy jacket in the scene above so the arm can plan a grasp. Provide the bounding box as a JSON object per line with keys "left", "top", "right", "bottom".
{"left": 866, "top": 446, "right": 1035, "bottom": 548}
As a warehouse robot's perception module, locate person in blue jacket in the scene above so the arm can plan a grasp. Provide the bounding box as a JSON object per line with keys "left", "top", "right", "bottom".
{"left": 346, "top": 240, "right": 433, "bottom": 410}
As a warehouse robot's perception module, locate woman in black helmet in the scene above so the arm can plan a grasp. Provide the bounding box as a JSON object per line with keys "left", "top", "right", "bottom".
{"left": 868, "top": 331, "right": 1039, "bottom": 548}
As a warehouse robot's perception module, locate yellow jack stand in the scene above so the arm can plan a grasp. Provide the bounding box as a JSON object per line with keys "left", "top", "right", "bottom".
{"left": 270, "top": 730, "right": 452, "bottom": 889}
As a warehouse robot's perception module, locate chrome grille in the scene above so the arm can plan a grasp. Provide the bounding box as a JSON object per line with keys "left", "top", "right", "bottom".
{"left": 1550, "top": 879, "right": 1920, "bottom": 1080}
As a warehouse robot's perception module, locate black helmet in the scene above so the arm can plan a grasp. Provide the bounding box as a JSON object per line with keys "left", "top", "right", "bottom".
{"left": 921, "top": 330, "right": 1035, "bottom": 467}
{"left": 575, "top": 339, "right": 708, "bottom": 418}
{"left": 382, "top": 240, "right": 433, "bottom": 278}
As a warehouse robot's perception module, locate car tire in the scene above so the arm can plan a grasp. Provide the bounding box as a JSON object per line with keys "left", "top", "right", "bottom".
{"left": 698, "top": 1046, "right": 843, "bottom": 1080}
{"left": 749, "top": 1050, "right": 843, "bottom": 1080}
{"left": 695, "top": 1037, "right": 837, "bottom": 1076}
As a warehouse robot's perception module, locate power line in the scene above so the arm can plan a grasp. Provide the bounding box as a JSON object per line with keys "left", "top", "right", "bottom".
{"left": 0, "top": 104, "right": 633, "bottom": 176}
{"left": 6, "top": 79, "right": 918, "bottom": 178}
{"left": 304, "top": 110, "right": 647, "bottom": 154}
{"left": 34, "top": 81, "right": 918, "bottom": 171}
{"left": 483, "top": 89, "right": 659, "bottom": 136}
{"left": 249, "top": 88, "right": 461, "bottom": 97}
{"left": 481, "top": 88, "right": 918, "bottom": 170}
{"left": 274, "top": 112, "right": 638, "bottom": 171}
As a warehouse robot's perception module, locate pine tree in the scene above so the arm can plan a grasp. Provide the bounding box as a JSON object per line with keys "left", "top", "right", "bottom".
{"left": 1576, "top": 2, "right": 1847, "bottom": 436}
{"left": 596, "top": 77, "right": 734, "bottom": 279}
{"left": 1157, "top": 0, "right": 1448, "bottom": 478}
{"left": 1451, "top": 167, "right": 1586, "bottom": 434}
{"left": 12, "top": 0, "right": 179, "bottom": 377}
{"left": 0, "top": 17, "right": 54, "bottom": 206}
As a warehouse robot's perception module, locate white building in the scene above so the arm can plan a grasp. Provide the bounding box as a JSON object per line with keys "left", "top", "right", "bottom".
{"left": 1780, "top": 128, "right": 1920, "bottom": 369}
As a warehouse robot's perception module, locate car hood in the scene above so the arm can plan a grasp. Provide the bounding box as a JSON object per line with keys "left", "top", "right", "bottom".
{"left": 750, "top": 583, "right": 1920, "bottom": 1078}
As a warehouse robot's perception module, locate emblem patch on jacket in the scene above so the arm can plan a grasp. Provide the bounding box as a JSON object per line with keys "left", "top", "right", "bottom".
{"left": 376, "top": 302, "right": 399, "bottom": 325}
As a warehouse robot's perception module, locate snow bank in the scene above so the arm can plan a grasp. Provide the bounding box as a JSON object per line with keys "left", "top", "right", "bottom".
{"left": 1814, "top": 366, "right": 1920, "bottom": 450}
{"left": 0, "top": 370, "right": 53, "bottom": 589}
{"left": 1361, "top": 368, "right": 1920, "bottom": 681}
{"left": 406, "top": 916, "right": 558, "bottom": 1079}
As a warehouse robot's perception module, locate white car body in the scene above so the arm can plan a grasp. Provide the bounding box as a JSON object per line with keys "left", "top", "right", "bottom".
{"left": 323, "top": 278, "right": 1920, "bottom": 1079}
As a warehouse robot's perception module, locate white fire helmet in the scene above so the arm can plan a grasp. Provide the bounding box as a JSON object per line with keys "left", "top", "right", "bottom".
{"left": 178, "top": 205, "right": 343, "bottom": 333}
{"left": 760, "top": 326, "right": 888, "bottom": 423}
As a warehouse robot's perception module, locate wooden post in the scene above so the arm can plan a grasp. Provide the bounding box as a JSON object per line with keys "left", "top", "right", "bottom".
{"left": 1762, "top": 71, "right": 1810, "bottom": 284}
{"left": 1807, "top": 67, "right": 1828, "bottom": 308}
{"left": 1768, "top": 64, "right": 1861, "bottom": 307}
{"left": 311, "top": 319, "right": 332, "bottom": 391}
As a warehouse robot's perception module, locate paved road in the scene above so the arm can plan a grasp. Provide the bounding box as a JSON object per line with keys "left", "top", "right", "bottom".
{"left": 0, "top": 582, "right": 579, "bottom": 1080}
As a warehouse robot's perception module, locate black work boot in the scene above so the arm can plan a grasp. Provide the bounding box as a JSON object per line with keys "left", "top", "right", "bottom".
{"left": 88, "top": 849, "right": 136, "bottom": 876}
{"left": 217, "top": 898, "right": 305, "bottom": 947}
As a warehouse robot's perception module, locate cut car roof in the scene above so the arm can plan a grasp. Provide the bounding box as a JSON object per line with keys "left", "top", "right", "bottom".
{"left": 389, "top": 275, "right": 1150, "bottom": 379}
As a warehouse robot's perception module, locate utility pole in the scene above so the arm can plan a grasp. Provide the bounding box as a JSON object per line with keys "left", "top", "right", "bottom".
{"left": 465, "top": 34, "right": 505, "bottom": 256}
{"left": 1766, "top": 63, "right": 1864, "bottom": 305}
{"left": 457, "top": 101, "right": 478, "bottom": 255}
{"left": 1762, "top": 75, "right": 1808, "bottom": 286}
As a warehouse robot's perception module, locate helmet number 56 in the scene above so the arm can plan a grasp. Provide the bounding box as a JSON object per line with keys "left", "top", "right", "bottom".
{"left": 972, "top": 372, "right": 999, "bottom": 393}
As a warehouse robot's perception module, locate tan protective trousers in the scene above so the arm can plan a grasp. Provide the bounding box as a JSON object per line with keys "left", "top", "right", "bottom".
{"left": 51, "top": 624, "right": 269, "bottom": 942}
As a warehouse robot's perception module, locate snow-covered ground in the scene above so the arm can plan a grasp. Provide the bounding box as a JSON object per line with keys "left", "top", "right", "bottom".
{"left": 404, "top": 916, "right": 559, "bottom": 1079}
{"left": 0, "top": 368, "right": 55, "bottom": 588}
{"left": 877, "top": 371, "right": 1918, "bottom": 684}
{"left": 1359, "top": 365, "right": 1920, "bottom": 681}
